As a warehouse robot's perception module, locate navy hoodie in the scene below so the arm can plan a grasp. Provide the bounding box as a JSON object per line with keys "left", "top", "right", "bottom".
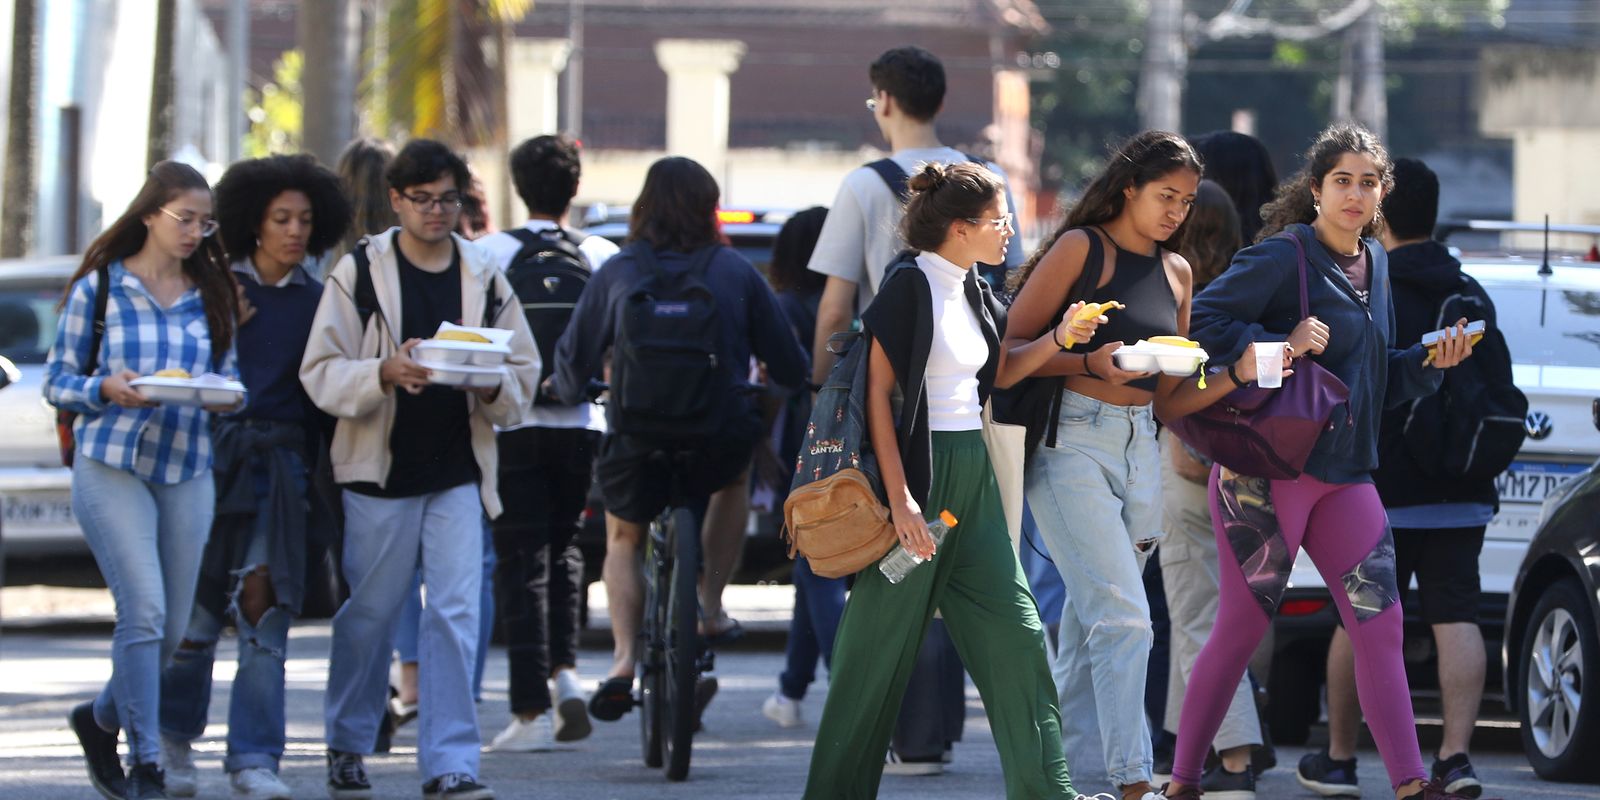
{"left": 1190, "top": 223, "right": 1443, "bottom": 485}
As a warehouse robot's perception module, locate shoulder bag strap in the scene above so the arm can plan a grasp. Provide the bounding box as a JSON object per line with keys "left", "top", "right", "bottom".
{"left": 83, "top": 263, "right": 110, "bottom": 377}
{"left": 1279, "top": 230, "right": 1313, "bottom": 320}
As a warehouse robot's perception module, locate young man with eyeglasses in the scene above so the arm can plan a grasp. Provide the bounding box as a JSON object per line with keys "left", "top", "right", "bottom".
{"left": 300, "top": 138, "right": 541, "bottom": 800}
{"left": 805, "top": 44, "right": 1023, "bottom": 776}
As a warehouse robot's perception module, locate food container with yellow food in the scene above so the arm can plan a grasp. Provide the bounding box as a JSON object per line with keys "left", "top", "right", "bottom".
{"left": 413, "top": 360, "right": 505, "bottom": 389}
{"left": 130, "top": 372, "right": 247, "bottom": 407}
{"left": 413, "top": 322, "right": 512, "bottom": 366}
{"left": 1112, "top": 337, "right": 1209, "bottom": 376}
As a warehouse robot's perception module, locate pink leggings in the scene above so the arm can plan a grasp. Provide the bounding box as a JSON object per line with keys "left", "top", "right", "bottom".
{"left": 1172, "top": 470, "right": 1425, "bottom": 791}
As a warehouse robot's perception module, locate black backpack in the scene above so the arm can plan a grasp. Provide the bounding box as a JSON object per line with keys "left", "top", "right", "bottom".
{"left": 349, "top": 234, "right": 501, "bottom": 345}
{"left": 610, "top": 242, "right": 728, "bottom": 440}
{"left": 502, "top": 227, "right": 591, "bottom": 406}
{"left": 1401, "top": 281, "right": 1527, "bottom": 482}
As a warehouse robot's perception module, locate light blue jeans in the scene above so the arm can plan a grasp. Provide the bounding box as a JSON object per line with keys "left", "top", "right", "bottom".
{"left": 1024, "top": 389, "right": 1162, "bottom": 790}
{"left": 325, "top": 483, "right": 484, "bottom": 781}
{"left": 73, "top": 456, "right": 214, "bottom": 767}
{"left": 395, "top": 518, "right": 495, "bottom": 700}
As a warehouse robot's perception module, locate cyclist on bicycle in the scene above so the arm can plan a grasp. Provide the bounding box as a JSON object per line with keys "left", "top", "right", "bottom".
{"left": 547, "top": 156, "right": 808, "bottom": 722}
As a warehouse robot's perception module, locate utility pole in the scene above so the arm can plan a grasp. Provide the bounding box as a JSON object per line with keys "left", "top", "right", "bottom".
{"left": 1351, "top": 2, "right": 1386, "bottom": 138}
{"left": 300, "top": 0, "right": 358, "bottom": 167}
{"left": 225, "top": 0, "right": 247, "bottom": 162}
{"left": 148, "top": 0, "right": 176, "bottom": 169}
{"left": 1, "top": 0, "right": 36, "bottom": 257}
{"left": 1137, "top": 0, "right": 1184, "bottom": 132}
{"left": 564, "top": 0, "right": 583, "bottom": 137}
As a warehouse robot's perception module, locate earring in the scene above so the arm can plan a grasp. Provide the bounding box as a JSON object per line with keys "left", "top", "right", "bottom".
{"left": 1313, "top": 200, "right": 1322, "bottom": 214}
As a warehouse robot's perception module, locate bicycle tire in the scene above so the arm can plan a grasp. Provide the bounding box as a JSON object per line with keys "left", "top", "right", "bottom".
{"left": 663, "top": 506, "right": 700, "bottom": 781}
{"left": 638, "top": 519, "right": 668, "bottom": 768}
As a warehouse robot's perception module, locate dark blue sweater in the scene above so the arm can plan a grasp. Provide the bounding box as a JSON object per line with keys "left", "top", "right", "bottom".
{"left": 236, "top": 269, "right": 323, "bottom": 423}
{"left": 1190, "top": 224, "right": 1443, "bottom": 485}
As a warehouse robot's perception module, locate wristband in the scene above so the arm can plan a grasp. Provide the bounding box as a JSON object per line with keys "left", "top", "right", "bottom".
{"left": 1053, "top": 327, "right": 1071, "bottom": 351}
{"left": 1227, "top": 364, "right": 1249, "bottom": 388}
{"left": 1082, "top": 354, "right": 1101, "bottom": 381}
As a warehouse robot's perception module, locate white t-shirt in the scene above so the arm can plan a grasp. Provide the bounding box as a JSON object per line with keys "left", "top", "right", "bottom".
{"left": 477, "top": 219, "right": 621, "bottom": 432}
{"left": 917, "top": 252, "right": 986, "bottom": 432}
{"left": 806, "top": 147, "right": 1022, "bottom": 312}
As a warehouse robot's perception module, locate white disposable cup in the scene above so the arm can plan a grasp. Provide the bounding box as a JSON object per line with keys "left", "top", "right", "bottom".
{"left": 1254, "top": 342, "right": 1287, "bottom": 388}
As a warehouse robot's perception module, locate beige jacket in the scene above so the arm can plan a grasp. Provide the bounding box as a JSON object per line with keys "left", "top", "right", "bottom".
{"left": 299, "top": 229, "right": 541, "bottom": 518}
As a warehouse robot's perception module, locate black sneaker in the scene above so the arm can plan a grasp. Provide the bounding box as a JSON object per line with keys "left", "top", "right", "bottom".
{"left": 1296, "top": 750, "right": 1360, "bottom": 797}
{"left": 1429, "top": 753, "right": 1482, "bottom": 799}
{"left": 421, "top": 773, "right": 494, "bottom": 800}
{"left": 69, "top": 700, "right": 127, "bottom": 800}
{"left": 1201, "top": 763, "right": 1257, "bottom": 800}
{"left": 126, "top": 763, "right": 168, "bottom": 800}
{"left": 326, "top": 750, "right": 372, "bottom": 800}
{"left": 1152, "top": 730, "right": 1176, "bottom": 782}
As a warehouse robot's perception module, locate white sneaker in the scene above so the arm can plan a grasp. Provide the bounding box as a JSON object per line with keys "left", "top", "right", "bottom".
{"left": 161, "top": 736, "right": 198, "bottom": 797}
{"left": 761, "top": 691, "right": 802, "bottom": 728}
{"left": 883, "top": 750, "right": 944, "bottom": 776}
{"left": 486, "top": 714, "right": 554, "bottom": 752}
{"left": 230, "top": 767, "right": 292, "bottom": 799}
{"left": 551, "top": 670, "right": 592, "bottom": 742}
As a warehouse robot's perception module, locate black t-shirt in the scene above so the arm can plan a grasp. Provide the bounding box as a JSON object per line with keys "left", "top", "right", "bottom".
{"left": 1321, "top": 240, "right": 1371, "bottom": 305}
{"left": 345, "top": 244, "right": 479, "bottom": 498}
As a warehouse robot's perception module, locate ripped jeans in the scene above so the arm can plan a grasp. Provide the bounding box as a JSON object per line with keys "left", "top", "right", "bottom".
{"left": 1024, "top": 389, "right": 1163, "bottom": 790}
{"left": 160, "top": 456, "right": 304, "bottom": 773}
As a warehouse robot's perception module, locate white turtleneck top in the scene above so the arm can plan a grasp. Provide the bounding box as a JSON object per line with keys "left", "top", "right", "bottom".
{"left": 916, "top": 251, "right": 986, "bottom": 431}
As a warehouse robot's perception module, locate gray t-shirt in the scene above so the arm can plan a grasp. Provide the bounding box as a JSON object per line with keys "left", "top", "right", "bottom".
{"left": 806, "top": 146, "right": 1023, "bottom": 312}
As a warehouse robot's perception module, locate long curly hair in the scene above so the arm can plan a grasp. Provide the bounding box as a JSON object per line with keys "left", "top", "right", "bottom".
{"left": 215, "top": 154, "right": 352, "bottom": 261}
{"left": 65, "top": 161, "right": 237, "bottom": 356}
{"left": 1257, "top": 122, "right": 1394, "bottom": 243}
{"left": 1009, "top": 130, "right": 1201, "bottom": 293}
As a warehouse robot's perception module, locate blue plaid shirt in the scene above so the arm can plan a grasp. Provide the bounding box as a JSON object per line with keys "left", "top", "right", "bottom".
{"left": 44, "top": 261, "right": 242, "bottom": 484}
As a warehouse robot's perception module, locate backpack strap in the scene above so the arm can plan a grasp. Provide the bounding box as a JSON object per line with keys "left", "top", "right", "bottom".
{"left": 82, "top": 263, "right": 110, "bottom": 376}
{"left": 868, "top": 153, "right": 991, "bottom": 203}
{"left": 1043, "top": 227, "right": 1106, "bottom": 449}
{"left": 351, "top": 237, "right": 377, "bottom": 329}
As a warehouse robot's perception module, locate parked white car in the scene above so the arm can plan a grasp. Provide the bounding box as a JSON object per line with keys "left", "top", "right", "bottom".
{"left": 1266, "top": 235, "right": 1600, "bottom": 743}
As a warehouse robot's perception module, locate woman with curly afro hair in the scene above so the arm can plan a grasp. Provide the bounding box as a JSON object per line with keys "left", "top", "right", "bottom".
{"left": 156, "top": 154, "right": 350, "bottom": 800}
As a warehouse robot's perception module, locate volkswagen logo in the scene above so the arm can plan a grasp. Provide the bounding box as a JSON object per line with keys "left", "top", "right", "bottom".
{"left": 1525, "top": 411, "right": 1553, "bottom": 441}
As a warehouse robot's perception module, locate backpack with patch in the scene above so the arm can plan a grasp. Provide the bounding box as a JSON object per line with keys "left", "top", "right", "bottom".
{"left": 1401, "top": 281, "right": 1527, "bottom": 482}
{"left": 503, "top": 227, "right": 591, "bottom": 406}
{"left": 610, "top": 242, "right": 728, "bottom": 440}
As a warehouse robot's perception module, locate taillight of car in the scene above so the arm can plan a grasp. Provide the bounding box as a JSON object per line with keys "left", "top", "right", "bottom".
{"left": 1280, "top": 598, "right": 1331, "bottom": 617}
{"left": 717, "top": 210, "right": 757, "bottom": 224}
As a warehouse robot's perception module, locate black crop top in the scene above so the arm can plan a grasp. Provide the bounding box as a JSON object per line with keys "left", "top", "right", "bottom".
{"left": 1080, "top": 230, "right": 1179, "bottom": 391}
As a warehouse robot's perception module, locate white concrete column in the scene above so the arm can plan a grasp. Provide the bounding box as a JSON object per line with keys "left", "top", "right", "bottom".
{"left": 508, "top": 37, "right": 572, "bottom": 143}
{"left": 654, "top": 38, "right": 745, "bottom": 182}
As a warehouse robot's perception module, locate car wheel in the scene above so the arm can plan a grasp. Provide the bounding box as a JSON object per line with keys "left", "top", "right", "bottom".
{"left": 1267, "top": 647, "right": 1322, "bottom": 746}
{"left": 1518, "top": 578, "right": 1600, "bottom": 782}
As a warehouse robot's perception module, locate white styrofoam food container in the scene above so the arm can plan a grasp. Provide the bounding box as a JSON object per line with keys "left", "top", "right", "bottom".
{"left": 413, "top": 322, "right": 512, "bottom": 366}
{"left": 415, "top": 360, "right": 505, "bottom": 389}
{"left": 1112, "top": 340, "right": 1209, "bottom": 376}
{"left": 130, "top": 373, "right": 247, "bottom": 407}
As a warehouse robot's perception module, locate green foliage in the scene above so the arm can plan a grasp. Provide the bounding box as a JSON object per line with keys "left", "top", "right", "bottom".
{"left": 244, "top": 50, "right": 303, "bottom": 158}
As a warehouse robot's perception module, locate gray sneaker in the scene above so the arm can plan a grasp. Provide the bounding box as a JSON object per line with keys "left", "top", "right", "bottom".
{"left": 325, "top": 750, "right": 372, "bottom": 800}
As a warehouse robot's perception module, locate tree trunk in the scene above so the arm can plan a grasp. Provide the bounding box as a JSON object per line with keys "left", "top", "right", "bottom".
{"left": 1137, "top": 0, "right": 1185, "bottom": 132}
{"left": 1351, "top": 3, "right": 1386, "bottom": 138}
{"left": 147, "top": 0, "right": 176, "bottom": 169}
{"left": 300, "top": 0, "right": 358, "bottom": 168}
{"left": 1, "top": 0, "right": 36, "bottom": 258}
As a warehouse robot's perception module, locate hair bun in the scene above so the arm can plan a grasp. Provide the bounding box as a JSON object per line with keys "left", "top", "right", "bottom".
{"left": 906, "top": 162, "right": 948, "bottom": 194}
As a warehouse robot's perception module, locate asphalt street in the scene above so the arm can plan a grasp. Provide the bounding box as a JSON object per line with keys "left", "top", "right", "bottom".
{"left": 0, "top": 586, "right": 1595, "bottom": 799}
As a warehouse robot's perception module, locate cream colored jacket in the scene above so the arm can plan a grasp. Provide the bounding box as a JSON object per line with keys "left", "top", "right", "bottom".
{"left": 299, "top": 229, "right": 540, "bottom": 518}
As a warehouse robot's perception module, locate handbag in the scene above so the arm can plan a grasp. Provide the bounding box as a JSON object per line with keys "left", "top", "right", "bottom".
{"left": 55, "top": 263, "right": 110, "bottom": 467}
{"left": 1165, "top": 232, "right": 1351, "bottom": 480}
{"left": 980, "top": 401, "right": 1026, "bottom": 553}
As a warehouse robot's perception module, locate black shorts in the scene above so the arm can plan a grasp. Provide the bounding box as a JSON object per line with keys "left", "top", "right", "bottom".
{"left": 595, "top": 425, "right": 757, "bottom": 524}
{"left": 1392, "top": 524, "right": 1486, "bottom": 625}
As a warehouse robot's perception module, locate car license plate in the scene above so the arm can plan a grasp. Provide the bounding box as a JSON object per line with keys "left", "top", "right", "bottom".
{"left": 1, "top": 491, "right": 76, "bottom": 529}
{"left": 1495, "top": 461, "right": 1589, "bottom": 505}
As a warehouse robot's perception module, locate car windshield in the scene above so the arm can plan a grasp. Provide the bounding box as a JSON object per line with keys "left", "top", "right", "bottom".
{"left": 0, "top": 287, "right": 61, "bottom": 365}
{"left": 1492, "top": 286, "right": 1600, "bottom": 369}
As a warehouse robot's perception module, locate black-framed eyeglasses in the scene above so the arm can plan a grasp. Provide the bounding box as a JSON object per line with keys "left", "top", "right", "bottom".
{"left": 965, "top": 212, "right": 1014, "bottom": 233}
{"left": 159, "top": 206, "right": 219, "bottom": 237}
{"left": 401, "top": 192, "right": 464, "bottom": 213}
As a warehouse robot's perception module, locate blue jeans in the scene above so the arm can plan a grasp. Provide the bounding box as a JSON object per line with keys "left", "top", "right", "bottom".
{"left": 394, "top": 519, "right": 496, "bottom": 701}
{"left": 73, "top": 456, "right": 214, "bottom": 767}
{"left": 325, "top": 483, "right": 484, "bottom": 781}
{"left": 160, "top": 453, "right": 306, "bottom": 773}
{"left": 1024, "top": 389, "right": 1162, "bottom": 789}
{"left": 778, "top": 557, "right": 846, "bottom": 700}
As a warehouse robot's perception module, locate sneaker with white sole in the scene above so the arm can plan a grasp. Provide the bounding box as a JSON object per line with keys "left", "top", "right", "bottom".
{"left": 551, "top": 670, "right": 592, "bottom": 742}
{"left": 160, "top": 737, "right": 198, "bottom": 798}
{"left": 421, "top": 772, "right": 494, "bottom": 800}
{"left": 1297, "top": 750, "right": 1361, "bottom": 797}
{"left": 883, "top": 750, "right": 944, "bottom": 776}
{"left": 326, "top": 749, "right": 372, "bottom": 800}
{"left": 486, "top": 714, "right": 554, "bottom": 752}
{"left": 229, "top": 767, "right": 292, "bottom": 800}
{"left": 762, "top": 691, "right": 802, "bottom": 728}
{"left": 1201, "top": 763, "right": 1257, "bottom": 800}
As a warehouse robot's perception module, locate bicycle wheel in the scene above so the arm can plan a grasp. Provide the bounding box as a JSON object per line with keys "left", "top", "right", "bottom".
{"left": 663, "top": 506, "right": 700, "bottom": 781}
{"left": 638, "top": 519, "right": 669, "bottom": 768}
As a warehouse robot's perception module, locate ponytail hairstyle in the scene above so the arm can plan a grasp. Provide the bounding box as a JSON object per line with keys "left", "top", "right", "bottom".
{"left": 1257, "top": 122, "right": 1393, "bottom": 242}
{"left": 66, "top": 161, "right": 238, "bottom": 356}
{"left": 899, "top": 161, "right": 1004, "bottom": 252}
{"left": 1010, "top": 130, "right": 1201, "bottom": 293}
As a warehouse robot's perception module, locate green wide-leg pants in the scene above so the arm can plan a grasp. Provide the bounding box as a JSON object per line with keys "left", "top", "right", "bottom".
{"left": 803, "top": 430, "right": 1076, "bottom": 799}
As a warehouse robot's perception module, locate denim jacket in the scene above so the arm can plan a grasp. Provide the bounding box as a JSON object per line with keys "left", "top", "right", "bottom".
{"left": 1189, "top": 224, "right": 1442, "bottom": 485}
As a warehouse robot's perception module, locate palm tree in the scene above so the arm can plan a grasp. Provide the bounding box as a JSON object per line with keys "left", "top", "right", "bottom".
{"left": 376, "top": 0, "right": 533, "bottom": 148}
{"left": 148, "top": 0, "right": 175, "bottom": 169}
{"left": 1, "top": 0, "right": 37, "bottom": 258}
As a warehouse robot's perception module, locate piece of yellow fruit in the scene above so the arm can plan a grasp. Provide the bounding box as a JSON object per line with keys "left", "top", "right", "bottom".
{"left": 154, "top": 368, "right": 191, "bottom": 378}
{"left": 1149, "top": 335, "right": 1200, "bottom": 348}
{"left": 435, "top": 330, "right": 492, "bottom": 344}
{"left": 1073, "top": 300, "right": 1125, "bottom": 323}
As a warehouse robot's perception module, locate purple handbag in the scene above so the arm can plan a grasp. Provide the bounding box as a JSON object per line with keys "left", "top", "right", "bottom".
{"left": 1166, "top": 232, "right": 1351, "bottom": 479}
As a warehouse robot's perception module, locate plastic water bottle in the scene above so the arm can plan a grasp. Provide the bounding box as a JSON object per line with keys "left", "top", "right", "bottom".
{"left": 879, "top": 510, "right": 960, "bottom": 584}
